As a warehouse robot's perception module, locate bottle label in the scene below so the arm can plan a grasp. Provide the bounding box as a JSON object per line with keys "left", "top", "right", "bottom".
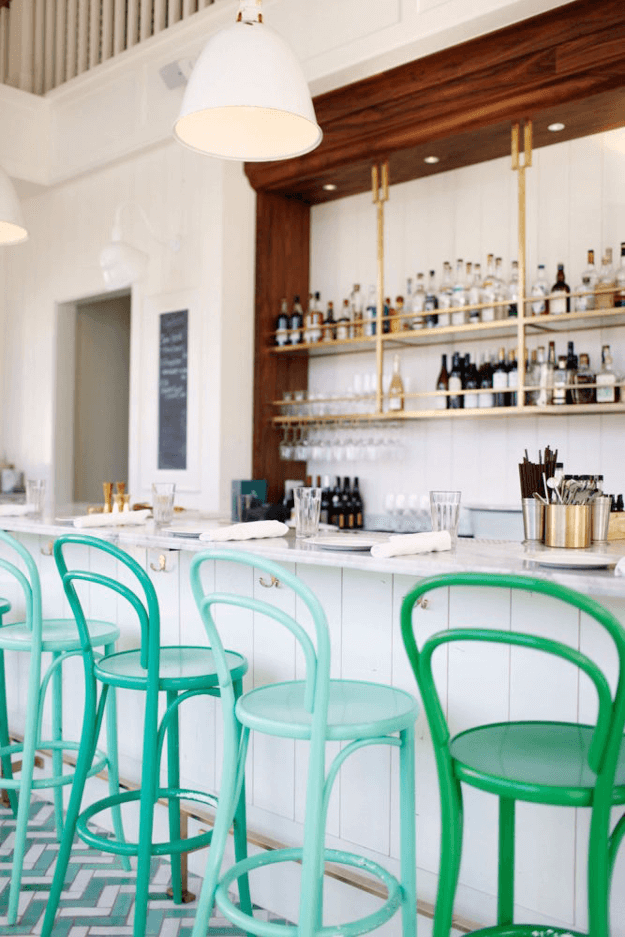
{"left": 596, "top": 377, "right": 616, "bottom": 403}
{"left": 531, "top": 293, "right": 546, "bottom": 315}
{"left": 493, "top": 372, "right": 508, "bottom": 390}
{"left": 448, "top": 376, "right": 462, "bottom": 393}
{"left": 464, "top": 393, "right": 478, "bottom": 408}
{"left": 336, "top": 323, "right": 348, "bottom": 340}
{"left": 550, "top": 295, "right": 567, "bottom": 315}
{"left": 388, "top": 397, "right": 402, "bottom": 411}
{"left": 479, "top": 391, "right": 495, "bottom": 408}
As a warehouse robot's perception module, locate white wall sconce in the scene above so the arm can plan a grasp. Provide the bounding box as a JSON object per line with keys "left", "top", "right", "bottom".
{"left": 0, "top": 165, "right": 28, "bottom": 245}
{"left": 174, "top": 0, "right": 322, "bottom": 162}
{"left": 100, "top": 203, "right": 180, "bottom": 291}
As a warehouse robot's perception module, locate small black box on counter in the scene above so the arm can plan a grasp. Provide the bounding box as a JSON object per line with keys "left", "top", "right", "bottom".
{"left": 231, "top": 480, "right": 267, "bottom": 522}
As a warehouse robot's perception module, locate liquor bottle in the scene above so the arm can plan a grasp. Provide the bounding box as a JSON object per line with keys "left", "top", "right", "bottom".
{"left": 336, "top": 299, "right": 351, "bottom": 341}
{"left": 330, "top": 476, "right": 343, "bottom": 528}
{"left": 435, "top": 353, "right": 449, "bottom": 410}
{"left": 464, "top": 354, "right": 479, "bottom": 408}
{"left": 448, "top": 351, "right": 464, "bottom": 409}
{"left": 596, "top": 345, "right": 618, "bottom": 403}
{"left": 573, "top": 353, "right": 596, "bottom": 404}
{"left": 574, "top": 250, "right": 598, "bottom": 311}
{"left": 481, "top": 254, "right": 496, "bottom": 322}
{"left": 392, "top": 295, "right": 405, "bottom": 333}
{"left": 424, "top": 270, "right": 439, "bottom": 328}
{"left": 319, "top": 475, "right": 332, "bottom": 525}
{"left": 436, "top": 263, "right": 452, "bottom": 327}
{"left": 596, "top": 249, "right": 615, "bottom": 309}
{"left": 364, "top": 284, "right": 377, "bottom": 337}
{"left": 492, "top": 347, "right": 509, "bottom": 407}
{"left": 549, "top": 264, "right": 570, "bottom": 314}
{"left": 303, "top": 292, "right": 314, "bottom": 343}
{"left": 553, "top": 355, "right": 568, "bottom": 405}
{"left": 494, "top": 257, "right": 506, "bottom": 320}
{"left": 412, "top": 273, "right": 425, "bottom": 329}
{"left": 388, "top": 354, "right": 405, "bottom": 411}
{"left": 478, "top": 352, "right": 495, "bottom": 408}
{"left": 615, "top": 243, "right": 625, "bottom": 307}
{"left": 536, "top": 342, "right": 554, "bottom": 406}
{"left": 351, "top": 477, "right": 364, "bottom": 529}
{"left": 565, "top": 340, "right": 577, "bottom": 404}
{"left": 530, "top": 264, "right": 549, "bottom": 315}
{"left": 451, "top": 259, "right": 467, "bottom": 326}
{"left": 276, "top": 297, "right": 289, "bottom": 346}
{"left": 349, "top": 284, "right": 362, "bottom": 338}
{"left": 404, "top": 279, "right": 414, "bottom": 331}
{"left": 507, "top": 260, "right": 519, "bottom": 317}
{"left": 467, "top": 263, "right": 482, "bottom": 323}
{"left": 323, "top": 301, "right": 336, "bottom": 342}
{"left": 383, "top": 296, "right": 391, "bottom": 334}
{"left": 340, "top": 477, "right": 353, "bottom": 529}
{"left": 526, "top": 348, "right": 538, "bottom": 404}
{"left": 310, "top": 291, "right": 323, "bottom": 343}
{"left": 289, "top": 295, "right": 304, "bottom": 344}
{"left": 507, "top": 349, "right": 518, "bottom": 405}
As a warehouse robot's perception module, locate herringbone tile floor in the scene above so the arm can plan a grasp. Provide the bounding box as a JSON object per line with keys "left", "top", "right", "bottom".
{"left": 0, "top": 799, "right": 288, "bottom": 936}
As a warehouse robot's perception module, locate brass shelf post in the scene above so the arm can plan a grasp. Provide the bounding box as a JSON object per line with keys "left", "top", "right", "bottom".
{"left": 372, "top": 162, "right": 389, "bottom": 414}
{"left": 511, "top": 119, "right": 532, "bottom": 409}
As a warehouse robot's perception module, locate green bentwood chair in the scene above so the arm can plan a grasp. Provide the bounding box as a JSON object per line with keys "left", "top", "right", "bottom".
{"left": 0, "top": 529, "right": 127, "bottom": 925}
{"left": 401, "top": 572, "right": 625, "bottom": 937}
{"left": 40, "top": 534, "right": 252, "bottom": 937}
{"left": 189, "top": 549, "right": 419, "bottom": 937}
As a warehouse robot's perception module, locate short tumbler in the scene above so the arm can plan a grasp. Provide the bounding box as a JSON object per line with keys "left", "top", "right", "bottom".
{"left": 294, "top": 487, "right": 322, "bottom": 539}
{"left": 152, "top": 482, "right": 176, "bottom": 526}
{"left": 430, "top": 490, "right": 461, "bottom": 546}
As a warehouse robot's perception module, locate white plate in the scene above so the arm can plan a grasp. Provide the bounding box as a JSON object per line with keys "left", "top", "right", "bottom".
{"left": 164, "top": 526, "right": 206, "bottom": 538}
{"left": 308, "top": 535, "right": 380, "bottom": 552}
{"left": 527, "top": 552, "right": 617, "bottom": 569}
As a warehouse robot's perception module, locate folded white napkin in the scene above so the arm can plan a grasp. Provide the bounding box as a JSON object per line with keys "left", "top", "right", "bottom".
{"left": 199, "top": 520, "right": 289, "bottom": 542}
{"left": 614, "top": 557, "right": 625, "bottom": 577}
{"left": 0, "top": 504, "right": 34, "bottom": 517}
{"left": 73, "top": 509, "right": 151, "bottom": 529}
{"left": 370, "top": 530, "right": 452, "bottom": 558}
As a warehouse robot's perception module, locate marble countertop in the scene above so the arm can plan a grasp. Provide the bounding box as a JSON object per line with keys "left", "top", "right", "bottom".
{"left": 2, "top": 510, "right": 625, "bottom": 598}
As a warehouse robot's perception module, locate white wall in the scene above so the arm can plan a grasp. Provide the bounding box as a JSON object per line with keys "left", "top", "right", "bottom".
{"left": 308, "top": 128, "right": 625, "bottom": 514}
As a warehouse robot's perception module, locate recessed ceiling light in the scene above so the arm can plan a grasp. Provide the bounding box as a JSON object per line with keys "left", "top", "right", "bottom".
{"left": 548, "top": 122, "right": 565, "bottom": 132}
{"left": 323, "top": 183, "right": 337, "bottom": 191}
{"left": 424, "top": 155, "right": 439, "bottom": 164}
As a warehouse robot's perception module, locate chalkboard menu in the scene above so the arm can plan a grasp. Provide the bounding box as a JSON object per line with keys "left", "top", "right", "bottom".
{"left": 158, "top": 309, "right": 188, "bottom": 470}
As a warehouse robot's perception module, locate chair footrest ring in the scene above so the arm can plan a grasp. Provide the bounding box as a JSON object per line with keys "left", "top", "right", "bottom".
{"left": 75, "top": 787, "right": 218, "bottom": 858}
{"left": 0, "top": 740, "right": 107, "bottom": 789}
{"left": 215, "top": 847, "right": 403, "bottom": 937}
{"left": 465, "top": 927, "right": 585, "bottom": 937}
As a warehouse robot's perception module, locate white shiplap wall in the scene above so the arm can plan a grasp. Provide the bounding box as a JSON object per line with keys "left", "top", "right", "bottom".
{"left": 308, "top": 128, "right": 625, "bottom": 514}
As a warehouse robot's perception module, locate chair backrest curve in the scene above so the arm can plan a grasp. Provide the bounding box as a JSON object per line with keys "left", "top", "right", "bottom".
{"left": 0, "top": 530, "right": 42, "bottom": 636}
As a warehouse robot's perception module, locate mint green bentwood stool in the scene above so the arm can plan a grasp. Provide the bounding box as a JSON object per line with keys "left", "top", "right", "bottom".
{"left": 40, "top": 535, "right": 252, "bottom": 937}
{"left": 0, "top": 529, "right": 127, "bottom": 925}
{"left": 401, "top": 572, "right": 625, "bottom": 937}
{"left": 189, "top": 550, "right": 419, "bottom": 937}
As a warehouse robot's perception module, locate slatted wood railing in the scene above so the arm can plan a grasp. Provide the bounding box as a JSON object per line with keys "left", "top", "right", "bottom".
{"left": 1, "top": 0, "right": 215, "bottom": 95}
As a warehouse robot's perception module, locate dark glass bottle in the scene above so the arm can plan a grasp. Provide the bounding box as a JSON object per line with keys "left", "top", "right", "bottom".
{"left": 550, "top": 264, "right": 571, "bottom": 314}
{"left": 289, "top": 295, "right": 304, "bottom": 344}
{"left": 492, "top": 347, "right": 509, "bottom": 407}
{"left": 424, "top": 270, "right": 439, "bottom": 328}
{"left": 478, "top": 353, "right": 495, "bottom": 408}
{"left": 351, "top": 477, "right": 364, "bottom": 530}
{"left": 436, "top": 353, "right": 449, "bottom": 410}
{"left": 448, "top": 352, "right": 463, "bottom": 409}
{"left": 463, "top": 355, "right": 479, "bottom": 408}
{"left": 319, "top": 475, "right": 332, "bottom": 525}
{"left": 506, "top": 349, "right": 518, "bottom": 407}
{"left": 276, "top": 298, "right": 289, "bottom": 346}
{"left": 565, "top": 340, "right": 577, "bottom": 404}
{"left": 340, "top": 477, "right": 353, "bottom": 530}
{"left": 330, "top": 476, "right": 342, "bottom": 528}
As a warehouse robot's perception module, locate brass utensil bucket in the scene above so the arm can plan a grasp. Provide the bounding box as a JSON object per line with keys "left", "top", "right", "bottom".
{"left": 544, "top": 504, "right": 591, "bottom": 548}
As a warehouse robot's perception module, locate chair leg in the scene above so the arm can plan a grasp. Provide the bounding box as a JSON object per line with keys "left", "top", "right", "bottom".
{"left": 497, "top": 797, "right": 515, "bottom": 926}
{"left": 0, "top": 650, "right": 18, "bottom": 814}
{"left": 399, "top": 726, "right": 417, "bottom": 937}
{"left": 133, "top": 687, "right": 161, "bottom": 937}
{"left": 433, "top": 763, "right": 463, "bottom": 937}
{"left": 166, "top": 690, "right": 183, "bottom": 904}
{"left": 51, "top": 651, "right": 65, "bottom": 840}
{"left": 232, "top": 678, "right": 252, "bottom": 917}
{"left": 588, "top": 800, "right": 612, "bottom": 937}
{"left": 103, "top": 644, "right": 131, "bottom": 872}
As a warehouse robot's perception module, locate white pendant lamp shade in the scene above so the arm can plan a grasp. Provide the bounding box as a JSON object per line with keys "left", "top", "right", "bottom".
{"left": 100, "top": 240, "right": 148, "bottom": 290}
{"left": 174, "top": 16, "right": 322, "bottom": 162}
{"left": 0, "top": 166, "right": 28, "bottom": 245}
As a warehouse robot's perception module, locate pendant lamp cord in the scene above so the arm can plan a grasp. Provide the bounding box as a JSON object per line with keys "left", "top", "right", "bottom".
{"left": 237, "top": 0, "right": 262, "bottom": 24}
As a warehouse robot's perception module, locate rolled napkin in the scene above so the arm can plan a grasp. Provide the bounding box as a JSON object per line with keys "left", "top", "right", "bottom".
{"left": 0, "top": 504, "right": 34, "bottom": 517}
{"left": 199, "top": 520, "right": 289, "bottom": 542}
{"left": 615, "top": 557, "right": 625, "bottom": 577}
{"left": 73, "top": 509, "right": 151, "bottom": 529}
{"left": 370, "top": 530, "right": 452, "bottom": 558}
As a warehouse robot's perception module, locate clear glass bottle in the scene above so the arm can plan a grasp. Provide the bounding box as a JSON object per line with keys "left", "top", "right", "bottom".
{"left": 451, "top": 258, "right": 467, "bottom": 326}
{"left": 350, "top": 283, "right": 363, "bottom": 339}
{"left": 537, "top": 343, "right": 554, "bottom": 406}
{"left": 615, "top": 242, "right": 625, "bottom": 308}
{"left": 309, "top": 290, "right": 323, "bottom": 343}
{"left": 276, "top": 297, "right": 289, "bottom": 346}
{"left": 436, "top": 263, "right": 452, "bottom": 327}
{"left": 481, "top": 254, "right": 496, "bottom": 322}
{"left": 530, "top": 264, "right": 549, "bottom": 315}
{"left": 412, "top": 273, "right": 426, "bottom": 329}
{"left": 553, "top": 355, "right": 568, "bottom": 405}
{"left": 526, "top": 348, "right": 539, "bottom": 405}
{"left": 388, "top": 354, "right": 405, "bottom": 411}
{"left": 303, "top": 291, "right": 314, "bottom": 343}
{"left": 404, "top": 278, "right": 414, "bottom": 331}
{"left": 364, "top": 285, "right": 376, "bottom": 337}
{"left": 573, "top": 353, "right": 596, "bottom": 404}
{"left": 596, "top": 248, "right": 615, "bottom": 309}
{"left": 435, "top": 353, "right": 449, "bottom": 410}
{"left": 507, "top": 260, "right": 519, "bottom": 317}
{"left": 467, "top": 262, "right": 482, "bottom": 323}
{"left": 336, "top": 299, "right": 350, "bottom": 341}
{"left": 596, "top": 345, "right": 618, "bottom": 403}
{"left": 424, "top": 270, "right": 439, "bottom": 328}
{"left": 494, "top": 257, "right": 506, "bottom": 320}
{"left": 574, "top": 249, "right": 598, "bottom": 311}
{"left": 549, "top": 264, "right": 570, "bottom": 315}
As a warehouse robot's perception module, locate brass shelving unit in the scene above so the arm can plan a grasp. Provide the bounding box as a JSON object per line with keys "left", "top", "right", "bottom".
{"left": 270, "top": 121, "right": 625, "bottom": 427}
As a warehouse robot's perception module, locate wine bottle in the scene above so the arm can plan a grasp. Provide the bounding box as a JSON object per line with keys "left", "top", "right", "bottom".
{"left": 615, "top": 243, "right": 625, "bottom": 308}
{"left": 320, "top": 475, "right": 332, "bottom": 524}
{"left": 492, "top": 347, "right": 509, "bottom": 407}
{"left": 340, "top": 477, "right": 353, "bottom": 529}
{"left": 435, "top": 353, "right": 449, "bottom": 410}
{"left": 276, "top": 297, "right": 289, "bottom": 346}
{"left": 550, "top": 264, "right": 570, "bottom": 315}
{"left": 478, "top": 353, "right": 495, "bottom": 408}
{"left": 506, "top": 349, "right": 518, "bottom": 406}
{"left": 464, "top": 354, "right": 479, "bottom": 409}
{"left": 448, "top": 352, "right": 463, "bottom": 409}
{"left": 351, "top": 477, "right": 364, "bottom": 529}
{"left": 330, "top": 476, "right": 343, "bottom": 528}
{"left": 289, "top": 295, "right": 304, "bottom": 344}
{"left": 388, "top": 354, "right": 405, "bottom": 411}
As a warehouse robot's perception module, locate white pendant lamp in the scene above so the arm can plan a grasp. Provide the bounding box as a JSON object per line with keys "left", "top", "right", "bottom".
{"left": 0, "top": 166, "right": 28, "bottom": 245}
{"left": 174, "top": 0, "right": 322, "bottom": 162}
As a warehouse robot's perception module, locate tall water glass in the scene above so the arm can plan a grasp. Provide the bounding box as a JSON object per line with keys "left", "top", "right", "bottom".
{"left": 293, "top": 487, "right": 322, "bottom": 539}
{"left": 26, "top": 479, "right": 46, "bottom": 516}
{"left": 152, "top": 482, "right": 176, "bottom": 526}
{"left": 430, "top": 490, "right": 462, "bottom": 546}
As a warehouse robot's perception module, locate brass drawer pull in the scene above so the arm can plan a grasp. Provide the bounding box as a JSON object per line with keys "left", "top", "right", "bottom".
{"left": 259, "top": 575, "right": 280, "bottom": 589}
{"left": 40, "top": 540, "right": 54, "bottom": 557}
{"left": 416, "top": 596, "right": 429, "bottom": 610}
{"left": 150, "top": 554, "right": 169, "bottom": 573}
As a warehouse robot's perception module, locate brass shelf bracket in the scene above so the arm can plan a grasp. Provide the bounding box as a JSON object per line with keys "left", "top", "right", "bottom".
{"left": 372, "top": 161, "right": 389, "bottom": 415}
{"left": 511, "top": 120, "right": 533, "bottom": 410}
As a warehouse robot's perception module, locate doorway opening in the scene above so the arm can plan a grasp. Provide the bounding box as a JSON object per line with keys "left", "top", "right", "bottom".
{"left": 54, "top": 291, "right": 131, "bottom": 506}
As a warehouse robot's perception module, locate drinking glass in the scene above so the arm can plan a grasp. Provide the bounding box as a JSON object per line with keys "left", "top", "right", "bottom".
{"left": 152, "top": 482, "right": 176, "bottom": 526}
{"left": 430, "top": 490, "right": 461, "bottom": 546}
{"left": 293, "top": 487, "right": 322, "bottom": 539}
{"left": 26, "top": 479, "right": 46, "bottom": 516}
